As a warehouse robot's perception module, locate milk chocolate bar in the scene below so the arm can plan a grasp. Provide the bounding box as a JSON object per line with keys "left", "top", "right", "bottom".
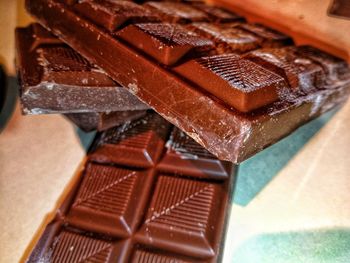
{"left": 65, "top": 110, "right": 147, "bottom": 132}
{"left": 26, "top": 112, "right": 236, "bottom": 262}
{"left": 26, "top": 0, "right": 350, "bottom": 162}
{"left": 328, "top": 0, "right": 350, "bottom": 19}
{"left": 15, "top": 24, "right": 149, "bottom": 114}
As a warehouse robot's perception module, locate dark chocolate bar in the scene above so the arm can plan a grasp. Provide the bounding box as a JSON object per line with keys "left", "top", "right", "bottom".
{"left": 65, "top": 110, "right": 147, "bottom": 132}
{"left": 26, "top": 0, "right": 350, "bottom": 162}
{"left": 26, "top": 112, "right": 236, "bottom": 262}
{"left": 16, "top": 24, "right": 149, "bottom": 114}
{"left": 328, "top": 0, "right": 350, "bottom": 19}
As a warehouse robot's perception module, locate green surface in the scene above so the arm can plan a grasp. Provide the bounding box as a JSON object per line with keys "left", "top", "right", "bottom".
{"left": 234, "top": 110, "right": 336, "bottom": 206}
{"left": 233, "top": 229, "right": 350, "bottom": 263}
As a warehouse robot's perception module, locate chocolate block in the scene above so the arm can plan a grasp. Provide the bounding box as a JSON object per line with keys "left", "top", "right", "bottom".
{"left": 90, "top": 112, "right": 171, "bottom": 167}
{"left": 73, "top": 0, "right": 159, "bottom": 32}
{"left": 135, "top": 175, "right": 226, "bottom": 258}
{"left": 188, "top": 22, "right": 262, "bottom": 54}
{"left": 192, "top": 3, "right": 244, "bottom": 23}
{"left": 26, "top": 0, "right": 350, "bottom": 162}
{"left": 244, "top": 47, "right": 326, "bottom": 93}
{"left": 118, "top": 23, "right": 215, "bottom": 65}
{"left": 65, "top": 110, "right": 147, "bottom": 132}
{"left": 174, "top": 53, "right": 288, "bottom": 112}
{"left": 158, "top": 127, "right": 233, "bottom": 179}
{"left": 25, "top": 113, "right": 236, "bottom": 262}
{"left": 237, "top": 23, "right": 292, "bottom": 47}
{"left": 144, "top": 1, "right": 209, "bottom": 23}
{"left": 15, "top": 24, "right": 148, "bottom": 114}
{"left": 67, "top": 163, "right": 154, "bottom": 238}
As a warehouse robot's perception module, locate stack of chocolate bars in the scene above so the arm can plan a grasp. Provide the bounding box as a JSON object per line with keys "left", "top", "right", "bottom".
{"left": 16, "top": 0, "right": 350, "bottom": 262}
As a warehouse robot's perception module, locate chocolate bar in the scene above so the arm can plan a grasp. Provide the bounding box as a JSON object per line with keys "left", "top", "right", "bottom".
{"left": 26, "top": 0, "right": 350, "bottom": 162}
{"left": 15, "top": 24, "right": 149, "bottom": 114}
{"left": 65, "top": 110, "right": 147, "bottom": 132}
{"left": 328, "top": 0, "right": 350, "bottom": 19}
{"left": 26, "top": 112, "right": 236, "bottom": 262}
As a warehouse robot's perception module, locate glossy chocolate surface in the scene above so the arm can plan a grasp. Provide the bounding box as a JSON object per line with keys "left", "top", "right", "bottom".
{"left": 16, "top": 24, "right": 148, "bottom": 114}
{"left": 26, "top": 113, "right": 236, "bottom": 262}
{"left": 26, "top": 0, "right": 350, "bottom": 162}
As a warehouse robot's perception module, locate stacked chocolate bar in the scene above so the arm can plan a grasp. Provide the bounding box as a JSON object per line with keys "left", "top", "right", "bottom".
{"left": 16, "top": 23, "right": 149, "bottom": 131}
{"left": 16, "top": 0, "right": 350, "bottom": 261}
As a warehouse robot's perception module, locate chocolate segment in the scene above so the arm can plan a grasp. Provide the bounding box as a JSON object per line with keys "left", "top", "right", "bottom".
{"left": 244, "top": 47, "right": 326, "bottom": 93}
{"left": 67, "top": 163, "right": 154, "bottom": 238}
{"left": 90, "top": 112, "right": 171, "bottom": 167}
{"left": 26, "top": 114, "right": 236, "bottom": 262}
{"left": 73, "top": 0, "right": 159, "bottom": 32}
{"left": 237, "top": 23, "right": 292, "bottom": 47}
{"left": 174, "top": 54, "right": 288, "bottom": 112}
{"left": 118, "top": 23, "right": 214, "bottom": 65}
{"left": 158, "top": 128, "right": 233, "bottom": 179}
{"left": 65, "top": 110, "right": 147, "bottom": 132}
{"left": 189, "top": 22, "right": 262, "bottom": 54}
{"left": 192, "top": 3, "right": 244, "bottom": 23}
{"left": 16, "top": 24, "right": 148, "bottom": 114}
{"left": 26, "top": 0, "right": 350, "bottom": 162}
{"left": 135, "top": 174, "right": 226, "bottom": 258}
{"left": 144, "top": 1, "right": 209, "bottom": 23}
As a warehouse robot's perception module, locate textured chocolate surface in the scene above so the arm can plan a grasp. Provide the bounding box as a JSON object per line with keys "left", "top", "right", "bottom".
{"left": 26, "top": 113, "right": 236, "bottom": 262}
{"left": 26, "top": 0, "right": 350, "bottom": 162}
{"left": 65, "top": 110, "right": 147, "bottom": 132}
{"left": 16, "top": 24, "right": 148, "bottom": 114}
